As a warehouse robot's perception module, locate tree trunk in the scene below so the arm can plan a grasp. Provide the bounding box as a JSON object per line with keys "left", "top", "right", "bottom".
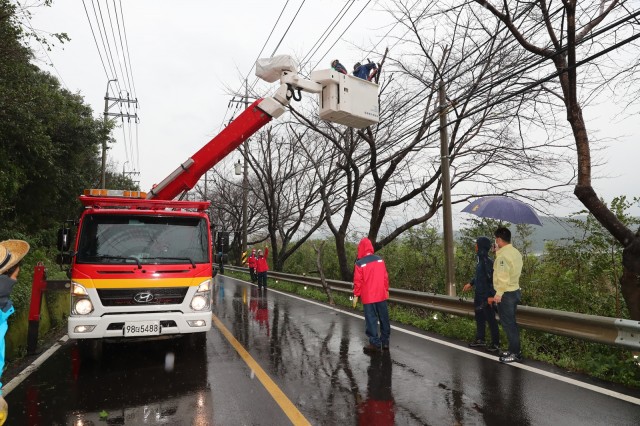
{"left": 335, "top": 232, "right": 353, "bottom": 282}
{"left": 561, "top": 61, "right": 640, "bottom": 321}
{"left": 313, "top": 242, "right": 335, "bottom": 305}
{"left": 621, "top": 236, "right": 640, "bottom": 320}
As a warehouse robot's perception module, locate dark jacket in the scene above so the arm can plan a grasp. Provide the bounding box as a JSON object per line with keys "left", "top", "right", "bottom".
{"left": 353, "top": 62, "right": 377, "bottom": 80}
{"left": 0, "top": 275, "right": 17, "bottom": 312}
{"left": 469, "top": 236, "right": 496, "bottom": 297}
{"left": 353, "top": 238, "right": 389, "bottom": 304}
{"left": 332, "top": 61, "right": 347, "bottom": 74}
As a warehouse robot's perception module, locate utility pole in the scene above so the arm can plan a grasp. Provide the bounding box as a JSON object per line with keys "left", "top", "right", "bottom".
{"left": 122, "top": 161, "right": 140, "bottom": 187}
{"left": 242, "top": 78, "right": 249, "bottom": 255}
{"left": 102, "top": 79, "right": 139, "bottom": 189}
{"left": 439, "top": 80, "right": 456, "bottom": 296}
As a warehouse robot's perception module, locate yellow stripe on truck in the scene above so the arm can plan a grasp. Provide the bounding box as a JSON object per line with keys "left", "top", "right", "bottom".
{"left": 73, "top": 278, "right": 198, "bottom": 288}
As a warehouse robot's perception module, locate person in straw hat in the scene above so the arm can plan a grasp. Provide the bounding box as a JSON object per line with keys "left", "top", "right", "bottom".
{"left": 0, "top": 239, "right": 30, "bottom": 424}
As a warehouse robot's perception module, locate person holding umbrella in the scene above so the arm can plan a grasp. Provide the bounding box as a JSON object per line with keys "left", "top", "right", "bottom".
{"left": 493, "top": 227, "right": 523, "bottom": 363}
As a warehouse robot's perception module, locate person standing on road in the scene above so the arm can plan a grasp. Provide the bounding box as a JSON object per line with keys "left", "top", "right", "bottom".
{"left": 463, "top": 236, "right": 500, "bottom": 352}
{"left": 247, "top": 249, "right": 257, "bottom": 283}
{"left": 493, "top": 227, "right": 523, "bottom": 363}
{"left": 353, "top": 237, "right": 390, "bottom": 354}
{"left": 255, "top": 247, "right": 269, "bottom": 291}
{"left": 0, "top": 239, "right": 30, "bottom": 424}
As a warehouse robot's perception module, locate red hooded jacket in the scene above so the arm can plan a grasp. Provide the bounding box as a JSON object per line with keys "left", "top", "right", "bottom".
{"left": 255, "top": 247, "right": 269, "bottom": 273}
{"left": 353, "top": 238, "right": 389, "bottom": 304}
{"left": 247, "top": 250, "right": 257, "bottom": 268}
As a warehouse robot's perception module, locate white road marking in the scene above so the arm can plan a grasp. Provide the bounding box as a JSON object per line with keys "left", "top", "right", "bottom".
{"left": 255, "top": 283, "right": 640, "bottom": 406}
{"left": 3, "top": 335, "right": 69, "bottom": 396}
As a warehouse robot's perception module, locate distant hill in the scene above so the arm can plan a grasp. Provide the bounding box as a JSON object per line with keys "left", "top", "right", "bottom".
{"left": 455, "top": 216, "right": 587, "bottom": 255}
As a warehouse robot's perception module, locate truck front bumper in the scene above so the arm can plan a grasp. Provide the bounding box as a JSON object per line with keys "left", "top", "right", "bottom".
{"left": 68, "top": 311, "right": 212, "bottom": 339}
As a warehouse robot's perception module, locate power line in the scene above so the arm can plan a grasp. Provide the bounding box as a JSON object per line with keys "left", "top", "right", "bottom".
{"left": 243, "top": 0, "right": 292, "bottom": 84}
{"left": 82, "top": 0, "right": 110, "bottom": 79}
{"left": 91, "top": 0, "right": 117, "bottom": 79}
{"left": 270, "top": 0, "right": 308, "bottom": 57}
{"left": 119, "top": 0, "right": 138, "bottom": 100}
{"left": 298, "top": 0, "right": 356, "bottom": 71}
{"left": 113, "top": 0, "right": 134, "bottom": 98}
{"left": 217, "top": 0, "right": 293, "bottom": 133}
{"left": 310, "top": 0, "right": 373, "bottom": 72}
{"left": 105, "top": 0, "right": 129, "bottom": 95}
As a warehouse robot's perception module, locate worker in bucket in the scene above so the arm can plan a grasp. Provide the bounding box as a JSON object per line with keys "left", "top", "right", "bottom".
{"left": 331, "top": 59, "right": 348, "bottom": 74}
{"left": 353, "top": 59, "right": 378, "bottom": 81}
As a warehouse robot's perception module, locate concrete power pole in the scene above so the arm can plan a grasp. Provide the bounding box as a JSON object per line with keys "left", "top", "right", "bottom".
{"left": 102, "top": 79, "right": 139, "bottom": 189}
{"left": 242, "top": 78, "right": 249, "bottom": 255}
{"left": 439, "top": 80, "right": 456, "bottom": 296}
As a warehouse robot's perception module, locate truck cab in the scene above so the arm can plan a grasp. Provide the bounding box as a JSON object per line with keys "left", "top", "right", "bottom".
{"left": 66, "top": 190, "right": 213, "bottom": 342}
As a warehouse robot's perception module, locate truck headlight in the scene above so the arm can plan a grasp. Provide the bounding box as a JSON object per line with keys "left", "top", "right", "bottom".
{"left": 74, "top": 298, "right": 93, "bottom": 315}
{"left": 191, "top": 295, "right": 207, "bottom": 311}
{"left": 72, "top": 282, "right": 88, "bottom": 295}
{"left": 71, "top": 282, "right": 94, "bottom": 315}
{"left": 197, "top": 281, "right": 211, "bottom": 292}
{"left": 190, "top": 279, "right": 211, "bottom": 311}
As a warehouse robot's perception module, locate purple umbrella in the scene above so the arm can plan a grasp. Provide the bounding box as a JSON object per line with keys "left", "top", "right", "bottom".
{"left": 461, "top": 196, "right": 543, "bottom": 226}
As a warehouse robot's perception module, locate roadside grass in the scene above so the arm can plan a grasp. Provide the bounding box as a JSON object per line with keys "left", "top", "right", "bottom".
{"left": 224, "top": 270, "right": 640, "bottom": 388}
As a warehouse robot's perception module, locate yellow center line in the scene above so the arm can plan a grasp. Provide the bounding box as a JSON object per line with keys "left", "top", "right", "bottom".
{"left": 211, "top": 314, "right": 312, "bottom": 426}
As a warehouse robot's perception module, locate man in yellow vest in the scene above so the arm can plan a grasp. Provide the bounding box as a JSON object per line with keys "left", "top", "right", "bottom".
{"left": 493, "top": 227, "right": 523, "bottom": 363}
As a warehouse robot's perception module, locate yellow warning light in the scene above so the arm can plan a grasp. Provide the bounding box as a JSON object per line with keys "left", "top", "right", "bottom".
{"left": 83, "top": 189, "right": 147, "bottom": 198}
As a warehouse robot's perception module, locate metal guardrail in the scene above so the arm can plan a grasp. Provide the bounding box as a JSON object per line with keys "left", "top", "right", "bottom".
{"left": 226, "top": 266, "right": 640, "bottom": 350}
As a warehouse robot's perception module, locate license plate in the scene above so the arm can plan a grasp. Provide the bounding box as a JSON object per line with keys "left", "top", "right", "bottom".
{"left": 123, "top": 321, "right": 161, "bottom": 337}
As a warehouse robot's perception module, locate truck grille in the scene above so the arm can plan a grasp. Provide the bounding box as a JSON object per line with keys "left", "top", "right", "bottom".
{"left": 97, "top": 288, "right": 189, "bottom": 306}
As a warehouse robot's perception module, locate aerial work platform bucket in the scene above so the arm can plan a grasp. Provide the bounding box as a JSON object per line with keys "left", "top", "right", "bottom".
{"left": 310, "top": 69, "right": 379, "bottom": 129}
{"left": 255, "top": 55, "right": 380, "bottom": 129}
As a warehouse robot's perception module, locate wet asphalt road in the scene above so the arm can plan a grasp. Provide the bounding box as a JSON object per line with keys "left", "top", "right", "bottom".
{"left": 5, "top": 275, "right": 640, "bottom": 425}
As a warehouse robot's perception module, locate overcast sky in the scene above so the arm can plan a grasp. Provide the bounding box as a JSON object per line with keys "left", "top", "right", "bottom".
{"left": 26, "top": 0, "right": 639, "bottom": 220}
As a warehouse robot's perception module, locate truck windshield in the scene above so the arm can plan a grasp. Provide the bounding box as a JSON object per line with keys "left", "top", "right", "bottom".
{"left": 76, "top": 214, "right": 209, "bottom": 265}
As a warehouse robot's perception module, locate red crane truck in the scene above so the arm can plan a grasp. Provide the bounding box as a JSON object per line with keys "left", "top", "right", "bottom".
{"left": 57, "top": 56, "right": 379, "bottom": 352}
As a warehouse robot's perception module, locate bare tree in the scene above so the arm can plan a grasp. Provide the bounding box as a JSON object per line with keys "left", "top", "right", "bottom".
{"left": 470, "top": 0, "right": 640, "bottom": 320}
{"left": 291, "top": 2, "right": 570, "bottom": 281}
{"left": 246, "top": 126, "right": 327, "bottom": 271}
{"left": 194, "top": 166, "right": 267, "bottom": 264}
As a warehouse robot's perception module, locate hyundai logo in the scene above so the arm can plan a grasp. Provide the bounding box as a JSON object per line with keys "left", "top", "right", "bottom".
{"left": 133, "top": 292, "right": 154, "bottom": 303}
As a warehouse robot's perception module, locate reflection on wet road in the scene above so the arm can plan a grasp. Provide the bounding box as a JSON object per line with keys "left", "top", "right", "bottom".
{"left": 6, "top": 337, "right": 213, "bottom": 425}
{"left": 5, "top": 275, "right": 640, "bottom": 425}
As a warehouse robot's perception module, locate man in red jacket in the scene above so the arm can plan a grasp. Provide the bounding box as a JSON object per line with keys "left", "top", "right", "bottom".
{"left": 247, "top": 249, "right": 257, "bottom": 283}
{"left": 353, "top": 237, "right": 390, "bottom": 353}
{"left": 255, "top": 247, "right": 269, "bottom": 291}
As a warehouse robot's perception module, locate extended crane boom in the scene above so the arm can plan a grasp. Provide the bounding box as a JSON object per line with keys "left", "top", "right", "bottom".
{"left": 146, "top": 55, "right": 379, "bottom": 201}
{"left": 146, "top": 98, "right": 273, "bottom": 200}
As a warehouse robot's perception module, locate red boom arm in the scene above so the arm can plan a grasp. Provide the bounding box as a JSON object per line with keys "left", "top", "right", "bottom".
{"left": 147, "top": 98, "right": 273, "bottom": 200}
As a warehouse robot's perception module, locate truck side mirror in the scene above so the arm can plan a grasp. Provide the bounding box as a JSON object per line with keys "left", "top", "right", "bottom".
{"left": 57, "top": 227, "right": 71, "bottom": 252}
{"left": 56, "top": 253, "right": 73, "bottom": 265}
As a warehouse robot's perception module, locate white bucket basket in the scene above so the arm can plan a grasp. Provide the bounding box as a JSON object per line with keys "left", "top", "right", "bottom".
{"left": 310, "top": 69, "right": 379, "bottom": 129}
